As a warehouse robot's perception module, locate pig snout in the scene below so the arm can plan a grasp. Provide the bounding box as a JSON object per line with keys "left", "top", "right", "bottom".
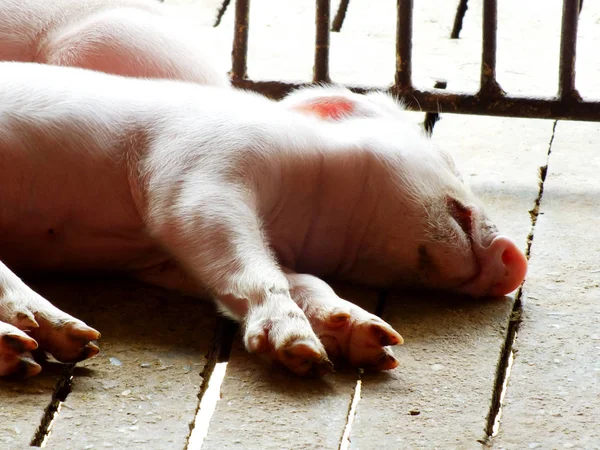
{"left": 459, "top": 235, "right": 528, "bottom": 297}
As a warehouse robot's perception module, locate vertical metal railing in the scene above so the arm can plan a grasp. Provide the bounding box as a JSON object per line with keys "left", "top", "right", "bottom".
{"left": 395, "top": 0, "right": 413, "bottom": 92}
{"left": 230, "top": 0, "right": 249, "bottom": 81}
{"left": 558, "top": 0, "right": 581, "bottom": 102}
{"left": 228, "top": 0, "right": 600, "bottom": 121}
{"left": 480, "top": 0, "right": 503, "bottom": 97}
{"left": 314, "top": 0, "right": 331, "bottom": 82}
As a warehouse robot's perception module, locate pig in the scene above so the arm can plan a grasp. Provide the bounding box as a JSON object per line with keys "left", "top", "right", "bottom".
{"left": 0, "top": 62, "right": 528, "bottom": 378}
{"left": 0, "top": 0, "right": 229, "bottom": 86}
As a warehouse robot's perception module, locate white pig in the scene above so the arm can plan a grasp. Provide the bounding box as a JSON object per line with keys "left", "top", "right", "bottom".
{"left": 0, "top": 62, "right": 528, "bottom": 377}
{"left": 0, "top": 0, "right": 229, "bottom": 86}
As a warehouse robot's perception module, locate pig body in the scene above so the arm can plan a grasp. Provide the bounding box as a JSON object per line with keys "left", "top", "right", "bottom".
{"left": 0, "top": 0, "right": 229, "bottom": 86}
{"left": 0, "top": 62, "right": 528, "bottom": 377}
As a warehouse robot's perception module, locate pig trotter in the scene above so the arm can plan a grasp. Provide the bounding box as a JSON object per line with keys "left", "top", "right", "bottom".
{"left": 287, "top": 272, "right": 403, "bottom": 371}
{"left": 0, "top": 261, "right": 100, "bottom": 377}
{"left": 244, "top": 297, "right": 332, "bottom": 376}
{"left": 0, "top": 324, "right": 42, "bottom": 377}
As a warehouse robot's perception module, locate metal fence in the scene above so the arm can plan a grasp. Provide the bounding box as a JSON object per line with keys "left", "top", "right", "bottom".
{"left": 228, "top": 0, "right": 600, "bottom": 121}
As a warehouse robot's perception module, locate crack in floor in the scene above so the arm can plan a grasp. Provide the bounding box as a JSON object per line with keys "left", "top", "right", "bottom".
{"left": 30, "top": 364, "right": 75, "bottom": 447}
{"left": 482, "top": 119, "right": 558, "bottom": 444}
{"left": 186, "top": 317, "right": 237, "bottom": 450}
{"left": 338, "top": 371, "right": 363, "bottom": 450}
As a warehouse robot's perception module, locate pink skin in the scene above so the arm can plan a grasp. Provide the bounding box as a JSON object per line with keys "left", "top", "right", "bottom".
{"left": 0, "top": 0, "right": 229, "bottom": 87}
{"left": 0, "top": 1, "right": 527, "bottom": 378}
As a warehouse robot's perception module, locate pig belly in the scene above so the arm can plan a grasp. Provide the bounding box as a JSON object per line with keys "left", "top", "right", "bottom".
{"left": 0, "top": 223, "right": 163, "bottom": 273}
{"left": 0, "top": 147, "right": 161, "bottom": 273}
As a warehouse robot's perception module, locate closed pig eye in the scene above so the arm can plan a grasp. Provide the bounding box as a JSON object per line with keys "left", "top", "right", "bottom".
{"left": 447, "top": 197, "right": 473, "bottom": 237}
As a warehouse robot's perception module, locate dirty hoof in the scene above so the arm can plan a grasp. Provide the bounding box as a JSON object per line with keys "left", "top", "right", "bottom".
{"left": 286, "top": 273, "right": 404, "bottom": 371}
{"left": 316, "top": 308, "right": 403, "bottom": 371}
{"left": 244, "top": 301, "right": 332, "bottom": 377}
{"left": 31, "top": 318, "right": 101, "bottom": 363}
{"left": 0, "top": 270, "right": 101, "bottom": 376}
{"left": 0, "top": 322, "right": 42, "bottom": 377}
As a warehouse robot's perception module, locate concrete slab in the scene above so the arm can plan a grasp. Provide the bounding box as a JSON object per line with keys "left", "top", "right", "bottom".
{"left": 576, "top": 0, "right": 600, "bottom": 99}
{"left": 166, "top": 0, "right": 224, "bottom": 26}
{"left": 0, "top": 367, "right": 61, "bottom": 447}
{"left": 164, "top": 0, "right": 234, "bottom": 77}
{"left": 494, "top": 121, "right": 600, "bottom": 449}
{"left": 350, "top": 115, "right": 553, "bottom": 448}
{"left": 459, "top": 0, "right": 563, "bottom": 96}
{"left": 31, "top": 278, "right": 218, "bottom": 449}
{"left": 329, "top": 0, "right": 462, "bottom": 88}
{"left": 351, "top": 293, "right": 513, "bottom": 449}
{"left": 201, "top": 283, "right": 378, "bottom": 450}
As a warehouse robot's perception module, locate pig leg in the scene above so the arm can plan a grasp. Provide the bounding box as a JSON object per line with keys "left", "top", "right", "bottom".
{"left": 286, "top": 272, "right": 403, "bottom": 371}
{"left": 37, "top": 8, "right": 229, "bottom": 86}
{"left": 0, "top": 261, "right": 100, "bottom": 378}
{"left": 147, "top": 188, "right": 331, "bottom": 377}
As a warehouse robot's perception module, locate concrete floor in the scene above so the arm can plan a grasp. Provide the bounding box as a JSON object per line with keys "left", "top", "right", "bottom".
{"left": 1, "top": 0, "right": 599, "bottom": 449}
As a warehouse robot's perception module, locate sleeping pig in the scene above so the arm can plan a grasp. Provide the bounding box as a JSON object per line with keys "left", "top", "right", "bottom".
{"left": 0, "top": 62, "right": 527, "bottom": 377}
{"left": 0, "top": 0, "right": 229, "bottom": 86}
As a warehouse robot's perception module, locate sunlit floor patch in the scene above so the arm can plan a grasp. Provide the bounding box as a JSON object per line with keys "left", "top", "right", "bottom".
{"left": 339, "top": 373, "right": 363, "bottom": 450}
{"left": 491, "top": 335, "right": 516, "bottom": 437}
{"left": 187, "top": 362, "right": 229, "bottom": 450}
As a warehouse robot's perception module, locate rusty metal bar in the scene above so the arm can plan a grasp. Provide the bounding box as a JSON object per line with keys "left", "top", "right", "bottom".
{"left": 450, "top": 0, "right": 468, "bottom": 39}
{"left": 314, "top": 0, "right": 331, "bottom": 82}
{"left": 558, "top": 0, "right": 581, "bottom": 100}
{"left": 231, "top": 79, "right": 600, "bottom": 122}
{"left": 214, "top": 0, "right": 231, "bottom": 27}
{"left": 480, "top": 0, "right": 503, "bottom": 96}
{"left": 231, "top": 0, "right": 250, "bottom": 81}
{"left": 395, "top": 0, "right": 413, "bottom": 91}
{"left": 331, "top": 0, "right": 350, "bottom": 32}
{"left": 228, "top": 0, "right": 599, "bottom": 122}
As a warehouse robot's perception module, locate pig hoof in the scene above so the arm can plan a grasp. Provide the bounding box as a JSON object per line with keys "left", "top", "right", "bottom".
{"left": 244, "top": 304, "right": 332, "bottom": 377}
{"left": 0, "top": 324, "right": 42, "bottom": 378}
{"left": 314, "top": 307, "right": 403, "bottom": 371}
{"left": 30, "top": 319, "right": 101, "bottom": 363}
{"left": 0, "top": 285, "right": 101, "bottom": 371}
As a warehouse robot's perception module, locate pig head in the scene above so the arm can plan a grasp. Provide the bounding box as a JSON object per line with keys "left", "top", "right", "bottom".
{"left": 272, "top": 88, "right": 528, "bottom": 298}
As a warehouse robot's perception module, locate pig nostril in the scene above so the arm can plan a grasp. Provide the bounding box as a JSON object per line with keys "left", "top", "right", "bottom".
{"left": 502, "top": 248, "right": 516, "bottom": 266}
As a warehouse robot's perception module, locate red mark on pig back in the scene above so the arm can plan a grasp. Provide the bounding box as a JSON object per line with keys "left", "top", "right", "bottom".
{"left": 296, "top": 99, "right": 355, "bottom": 120}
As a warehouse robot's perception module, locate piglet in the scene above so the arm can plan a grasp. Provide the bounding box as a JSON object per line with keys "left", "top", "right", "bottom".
{"left": 0, "top": 0, "right": 229, "bottom": 86}
{"left": 0, "top": 62, "right": 527, "bottom": 377}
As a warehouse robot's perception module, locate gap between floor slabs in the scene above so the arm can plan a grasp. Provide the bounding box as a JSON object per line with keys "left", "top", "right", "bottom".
{"left": 482, "top": 119, "right": 557, "bottom": 444}
{"left": 187, "top": 317, "right": 237, "bottom": 450}
{"left": 30, "top": 364, "right": 75, "bottom": 447}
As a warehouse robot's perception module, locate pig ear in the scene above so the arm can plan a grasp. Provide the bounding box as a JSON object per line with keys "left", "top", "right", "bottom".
{"left": 290, "top": 96, "right": 357, "bottom": 120}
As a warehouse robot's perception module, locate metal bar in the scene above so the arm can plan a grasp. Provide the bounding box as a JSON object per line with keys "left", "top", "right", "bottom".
{"left": 331, "top": 0, "right": 350, "bottom": 32}
{"left": 214, "top": 0, "right": 232, "bottom": 27}
{"left": 231, "top": 0, "right": 250, "bottom": 81}
{"left": 314, "top": 0, "right": 331, "bottom": 82}
{"left": 558, "top": 0, "right": 581, "bottom": 100}
{"left": 395, "top": 0, "right": 413, "bottom": 91}
{"left": 480, "top": 0, "right": 503, "bottom": 96}
{"left": 231, "top": 79, "right": 600, "bottom": 122}
{"left": 450, "top": 0, "right": 468, "bottom": 39}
